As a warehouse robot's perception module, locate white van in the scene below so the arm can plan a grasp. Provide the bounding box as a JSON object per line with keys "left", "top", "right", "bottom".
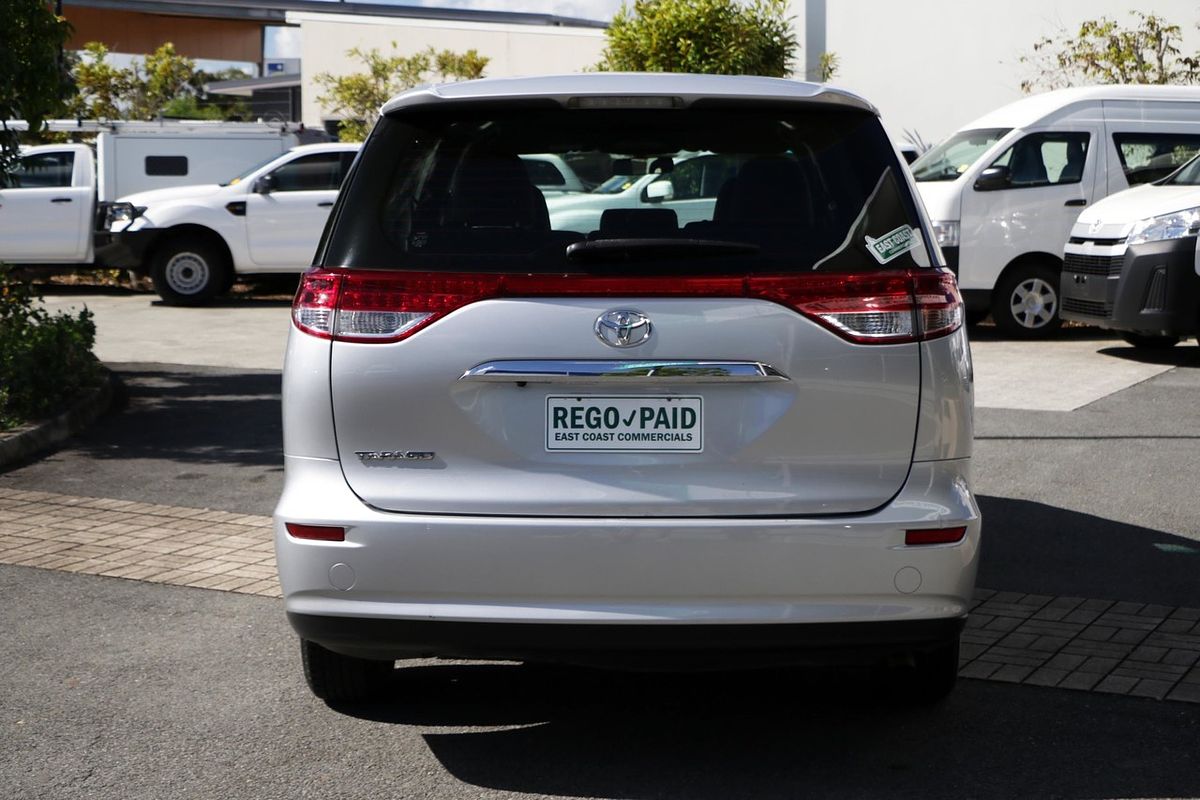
{"left": 912, "top": 86, "right": 1200, "bottom": 337}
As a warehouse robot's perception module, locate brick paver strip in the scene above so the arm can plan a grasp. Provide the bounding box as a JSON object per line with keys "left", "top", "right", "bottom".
{"left": 0, "top": 487, "right": 279, "bottom": 597}
{"left": 3, "top": 486, "right": 1200, "bottom": 703}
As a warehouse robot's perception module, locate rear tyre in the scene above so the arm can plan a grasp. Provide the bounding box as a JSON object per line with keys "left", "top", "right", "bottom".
{"left": 991, "top": 263, "right": 1062, "bottom": 338}
{"left": 300, "top": 638, "right": 392, "bottom": 702}
{"left": 1120, "top": 332, "right": 1180, "bottom": 349}
{"left": 882, "top": 638, "right": 960, "bottom": 705}
{"left": 150, "top": 235, "right": 229, "bottom": 306}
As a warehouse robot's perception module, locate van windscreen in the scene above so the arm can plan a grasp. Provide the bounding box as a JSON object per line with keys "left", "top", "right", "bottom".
{"left": 911, "top": 128, "right": 1010, "bottom": 183}
{"left": 322, "top": 106, "right": 929, "bottom": 274}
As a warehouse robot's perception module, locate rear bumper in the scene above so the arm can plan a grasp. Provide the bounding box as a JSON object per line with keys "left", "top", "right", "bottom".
{"left": 287, "top": 614, "right": 966, "bottom": 666}
{"left": 274, "top": 456, "right": 980, "bottom": 663}
{"left": 1061, "top": 237, "right": 1200, "bottom": 336}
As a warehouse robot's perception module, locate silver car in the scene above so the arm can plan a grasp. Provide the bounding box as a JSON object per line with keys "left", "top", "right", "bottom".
{"left": 275, "top": 73, "right": 979, "bottom": 703}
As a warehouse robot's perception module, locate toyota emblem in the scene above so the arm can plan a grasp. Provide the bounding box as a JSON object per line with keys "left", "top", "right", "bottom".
{"left": 595, "top": 309, "right": 652, "bottom": 348}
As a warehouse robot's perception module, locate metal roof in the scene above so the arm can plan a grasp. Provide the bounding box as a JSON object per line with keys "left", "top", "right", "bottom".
{"left": 382, "top": 73, "right": 877, "bottom": 115}
{"left": 206, "top": 73, "right": 302, "bottom": 96}
{"left": 63, "top": 0, "right": 607, "bottom": 28}
{"left": 964, "top": 85, "right": 1200, "bottom": 130}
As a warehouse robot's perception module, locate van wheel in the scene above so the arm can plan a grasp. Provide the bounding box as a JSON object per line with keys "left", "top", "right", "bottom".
{"left": 151, "top": 236, "right": 229, "bottom": 306}
{"left": 992, "top": 264, "right": 1062, "bottom": 338}
{"left": 300, "top": 638, "right": 392, "bottom": 703}
{"left": 1121, "top": 332, "right": 1179, "bottom": 349}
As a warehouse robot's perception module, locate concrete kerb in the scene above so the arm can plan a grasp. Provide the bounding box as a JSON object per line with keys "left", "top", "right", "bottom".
{"left": 0, "top": 367, "right": 119, "bottom": 468}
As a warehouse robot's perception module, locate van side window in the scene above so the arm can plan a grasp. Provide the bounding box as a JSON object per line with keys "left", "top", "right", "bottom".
{"left": 4, "top": 152, "right": 74, "bottom": 188}
{"left": 1112, "top": 133, "right": 1200, "bottom": 185}
{"left": 988, "top": 132, "right": 1090, "bottom": 188}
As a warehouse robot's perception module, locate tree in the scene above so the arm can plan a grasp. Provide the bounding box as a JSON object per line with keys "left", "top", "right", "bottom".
{"left": 316, "top": 45, "right": 488, "bottom": 142}
{"left": 1021, "top": 12, "right": 1200, "bottom": 93}
{"left": 596, "top": 0, "right": 796, "bottom": 77}
{"left": 0, "top": 0, "right": 74, "bottom": 177}
{"left": 69, "top": 41, "right": 246, "bottom": 120}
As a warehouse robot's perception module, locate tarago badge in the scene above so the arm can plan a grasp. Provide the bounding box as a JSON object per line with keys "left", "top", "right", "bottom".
{"left": 865, "top": 225, "right": 916, "bottom": 264}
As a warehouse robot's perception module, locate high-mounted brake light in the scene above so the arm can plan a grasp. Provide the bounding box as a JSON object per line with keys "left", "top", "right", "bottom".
{"left": 292, "top": 268, "right": 963, "bottom": 345}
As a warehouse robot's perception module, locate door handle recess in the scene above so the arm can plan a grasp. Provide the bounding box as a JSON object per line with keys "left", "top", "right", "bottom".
{"left": 1064, "top": 199, "right": 1087, "bottom": 207}
{"left": 317, "top": 201, "right": 334, "bottom": 207}
{"left": 51, "top": 197, "right": 73, "bottom": 204}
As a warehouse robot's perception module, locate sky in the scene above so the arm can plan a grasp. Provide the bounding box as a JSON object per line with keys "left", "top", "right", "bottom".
{"left": 265, "top": 0, "right": 624, "bottom": 58}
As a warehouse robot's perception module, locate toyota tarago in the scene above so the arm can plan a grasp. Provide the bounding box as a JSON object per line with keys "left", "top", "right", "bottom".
{"left": 274, "top": 73, "right": 980, "bottom": 703}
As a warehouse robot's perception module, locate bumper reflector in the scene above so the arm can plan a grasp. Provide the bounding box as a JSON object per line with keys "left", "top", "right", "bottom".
{"left": 905, "top": 526, "right": 967, "bottom": 546}
{"left": 285, "top": 523, "right": 346, "bottom": 542}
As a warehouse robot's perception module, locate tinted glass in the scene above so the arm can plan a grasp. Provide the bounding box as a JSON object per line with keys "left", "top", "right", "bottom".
{"left": 988, "top": 132, "right": 1089, "bottom": 187}
{"left": 524, "top": 158, "right": 566, "bottom": 186}
{"left": 1113, "top": 133, "right": 1200, "bottom": 185}
{"left": 912, "top": 128, "right": 1009, "bottom": 182}
{"left": 6, "top": 152, "right": 74, "bottom": 188}
{"left": 145, "top": 155, "right": 188, "bottom": 176}
{"left": 269, "top": 153, "right": 345, "bottom": 192}
{"left": 325, "top": 106, "right": 928, "bottom": 274}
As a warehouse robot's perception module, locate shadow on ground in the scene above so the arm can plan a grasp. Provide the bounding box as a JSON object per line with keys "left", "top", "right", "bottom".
{"left": 0, "top": 364, "right": 283, "bottom": 514}
{"left": 324, "top": 660, "right": 1200, "bottom": 800}
{"left": 1097, "top": 343, "right": 1200, "bottom": 368}
{"left": 977, "top": 495, "right": 1200, "bottom": 608}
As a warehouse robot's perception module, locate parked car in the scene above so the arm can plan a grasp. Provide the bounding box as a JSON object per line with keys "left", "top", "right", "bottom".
{"left": 108, "top": 142, "right": 359, "bottom": 304}
{"left": 520, "top": 153, "right": 589, "bottom": 193}
{"left": 542, "top": 152, "right": 741, "bottom": 233}
{"left": 1061, "top": 152, "right": 1200, "bottom": 347}
{"left": 912, "top": 86, "right": 1200, "bottom": 337}
{"left": 274, "top": 72, "right": 980, "bottom": 704}
{"left": 0, "top": 120, "right": 302, "bottom": 269}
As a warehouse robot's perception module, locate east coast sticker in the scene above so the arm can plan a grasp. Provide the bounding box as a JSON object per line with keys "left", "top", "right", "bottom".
{"left": 865, "top": 225, "right": 916, "bottom": 264}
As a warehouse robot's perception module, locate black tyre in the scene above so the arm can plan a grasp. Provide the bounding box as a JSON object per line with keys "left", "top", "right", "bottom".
{"left": 965, "top": 308, "right": 990, "bottom": 327}
{"left": 991, "top": 263, "right": 1062, "bottom": 338}
{"left": 1120, "top": 332, "right": 1180, "bottom": 349}
{"left": 881, "top": 638, "right": 960, "bottom": 705}
{"left": 150, "top": 235, "right": 229, "bottom": 306}
{"left": 300, "top": 638, "right": 392, "bottom": 703}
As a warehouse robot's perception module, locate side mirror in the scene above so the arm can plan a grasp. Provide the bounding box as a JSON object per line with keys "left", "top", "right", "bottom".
{"left": 973, "top": 165, "right": 1012, "bottom": 192}
{"left": 644, "top": 180, "right": 674, "bottom": 203}
{"left": 253, "top": 174, "right": 277, "bottom": 194}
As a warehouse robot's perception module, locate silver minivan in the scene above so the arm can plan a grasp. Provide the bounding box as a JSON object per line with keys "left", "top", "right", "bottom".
{"left": 274, "top": 74, "right": 980, "bottom": 703}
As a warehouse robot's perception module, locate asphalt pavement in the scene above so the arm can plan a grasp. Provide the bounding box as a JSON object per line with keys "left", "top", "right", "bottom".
{"left": 3, "top": 288, "right": 1200, "bottom": 798}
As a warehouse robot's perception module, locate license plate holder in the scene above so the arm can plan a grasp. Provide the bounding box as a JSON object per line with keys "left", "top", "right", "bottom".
{"left": 546, "top": 395, "right": 703, "bottom": 452}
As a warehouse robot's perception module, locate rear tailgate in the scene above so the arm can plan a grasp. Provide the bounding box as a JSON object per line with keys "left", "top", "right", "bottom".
{"left": 329, "top": 294, "right": 920, "bottom": 517}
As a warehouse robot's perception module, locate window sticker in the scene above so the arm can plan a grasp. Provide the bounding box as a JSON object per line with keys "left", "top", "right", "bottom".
{"left": 865, "top": 225, "right": 916, "bottom": 264}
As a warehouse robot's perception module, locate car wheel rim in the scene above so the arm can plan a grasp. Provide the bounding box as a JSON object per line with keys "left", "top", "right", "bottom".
{"left": 165, "top": 252, "right": 210, "bottom": 295}
{"left": 1009, "top": 277, "right": 1056, "bottom": 329}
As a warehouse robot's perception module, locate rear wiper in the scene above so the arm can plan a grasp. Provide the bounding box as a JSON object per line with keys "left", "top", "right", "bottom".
{"left": 565, "top": 238, "right": 759, "bottom": 263}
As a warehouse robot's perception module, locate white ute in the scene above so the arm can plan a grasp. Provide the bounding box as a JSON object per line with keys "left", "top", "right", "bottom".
{"left": 109, "top": 142, "right": 359, "bottom": 305}
{"left": 0, "top": 121, "right": 303, "bottom": 269}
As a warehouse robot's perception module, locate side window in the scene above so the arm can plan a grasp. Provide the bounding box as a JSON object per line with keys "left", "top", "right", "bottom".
{"left": 524, "top": 159, "right": 566, "bottom": 187}
{"left": 651, "top": 155, "right": 739, "bottom": 201}
{"left": 268, "top": 153, "right": 344, "bottom": 192}
{"left": 145, "top": 155, "right": 188, "bottom": 176}
{"left": 6, "top": 152, "right": 75, "bottom": 189}
{"left": 1113, "top": 133, "right": 1200, "bottom": 185}
{"left": 988, "top": 132, "right": 1090, "bottom": 188}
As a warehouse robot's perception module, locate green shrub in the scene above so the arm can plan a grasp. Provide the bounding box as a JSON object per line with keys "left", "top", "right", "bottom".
{"left": 0, "top": 265, "right": 100, "bottom": 429}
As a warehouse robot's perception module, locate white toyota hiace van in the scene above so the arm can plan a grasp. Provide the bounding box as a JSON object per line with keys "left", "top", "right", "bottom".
{"left": 912, "top": 86, "right": 1200, "bottom": 337}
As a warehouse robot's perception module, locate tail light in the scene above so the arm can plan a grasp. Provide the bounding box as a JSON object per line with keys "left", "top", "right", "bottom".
{"left": 293, "top": 268, "right": 963, "bottom": 345}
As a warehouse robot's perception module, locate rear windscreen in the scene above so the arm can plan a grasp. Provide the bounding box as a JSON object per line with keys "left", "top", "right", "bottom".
{"left": 322, "top": 105, "right": 929, "bottom": 273}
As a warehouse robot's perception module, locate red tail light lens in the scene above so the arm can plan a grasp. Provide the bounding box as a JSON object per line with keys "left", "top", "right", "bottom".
{"left": 292, "top": 268, "right": 963, "bottom": 345}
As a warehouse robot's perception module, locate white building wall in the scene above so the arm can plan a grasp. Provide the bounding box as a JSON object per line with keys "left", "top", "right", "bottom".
{"left": 290, "top": 12, "right": 606, "bottom": 127}
{"left": 789, "top": 0, "right": 1200, "bottom": 143}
